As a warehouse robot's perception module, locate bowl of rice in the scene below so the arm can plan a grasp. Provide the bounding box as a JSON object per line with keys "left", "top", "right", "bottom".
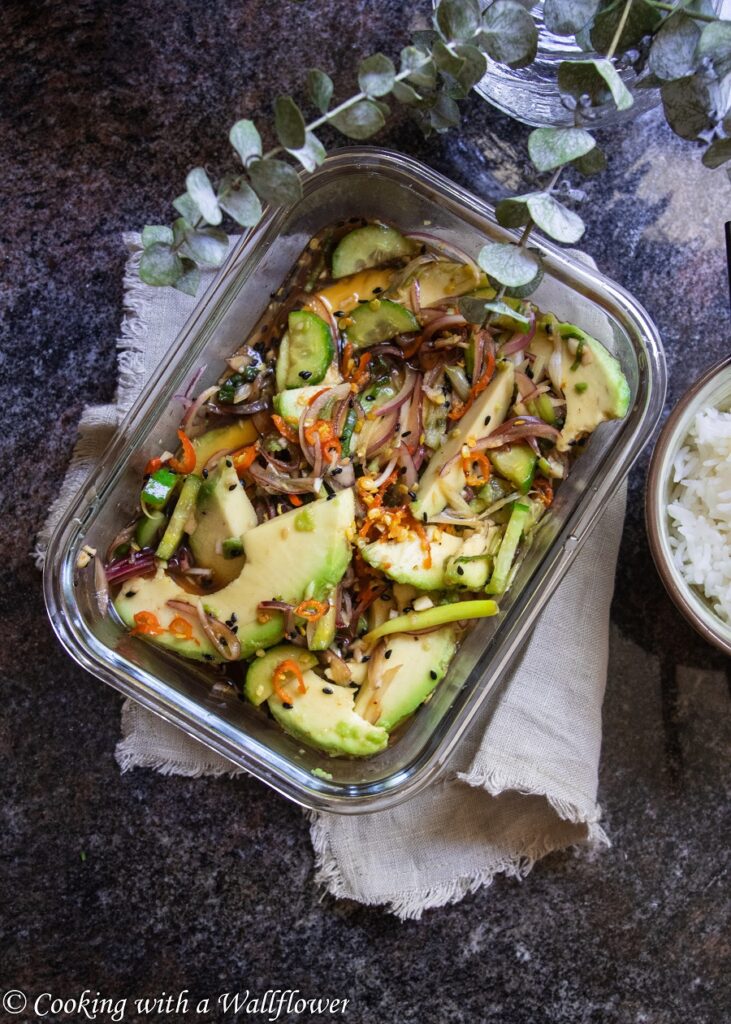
{"left": 646, "top": 355, "right": 731, "bottom": 656}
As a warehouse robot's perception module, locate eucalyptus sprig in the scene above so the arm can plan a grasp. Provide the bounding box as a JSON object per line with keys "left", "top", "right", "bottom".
{"left": 139, "top": 0, "right": 731, "bottom": 297}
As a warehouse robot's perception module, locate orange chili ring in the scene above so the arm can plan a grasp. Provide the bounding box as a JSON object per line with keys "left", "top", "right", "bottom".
{"left": 231, "top": 444, "right": 257, "bottom": 476}
{"left": 144, "top": 456, "right": 164, "bottom": 476}
{"left": 340, "top": 341, "right": 354, "bottom": 378}
{"left": 168, "top": 429, "right": 196, "bottom": 475}
{"left": 288, "top": 494, "right": 303, "bottom": 507}
{"left": 294, "top": 599, "right": 329, "bottom": 622}
{"left": 306, "top": 387, "right": 329, "bottom": 407}
{"left": 351, "top": 353, "right": 372, "bottom": 387}
{"left": 168, "top": 616, "right": 200, "bottom": 645}
{"left": 272, "top": 659, "right": 307, "bottom": 704}
{"left": 271, "top": 414, "right": 299, "bottom": 443}
{"left": 462, "top": 452, "right": 492, "bottom": 487}
{"left": 129, "top": 611, "right": 166, "bottom": 637}
{"left": 323, "top": 437, "right": 342, "bottom": 462}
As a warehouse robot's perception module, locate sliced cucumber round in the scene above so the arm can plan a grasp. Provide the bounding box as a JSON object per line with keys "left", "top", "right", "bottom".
{"left": 277, "top": 310, "right": 334, "bottom": 390}
{"left": 244, "top": 644, "right": 318, "bottom": 706}
{"left": 345, "top": 299, "right": 418, "bottom": 349}
{"left": 331, "top": 225, "right": 416, "bottom": 279}
{"left": 488, "top": 443, "right": 537, "bottom": 495}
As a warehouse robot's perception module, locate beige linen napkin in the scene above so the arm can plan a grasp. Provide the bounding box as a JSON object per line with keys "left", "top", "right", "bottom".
{"left": 38, "top": 235, "right": 625, "bottom": 919}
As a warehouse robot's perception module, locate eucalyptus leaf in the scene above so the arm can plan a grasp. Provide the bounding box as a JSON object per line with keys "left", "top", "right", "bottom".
{"left": 525, "top": 192, "right": 585, "bottom": 243}
{"left": 307, "top": 68, "right": 334, "bottom": 114}
{"left": 435, "top": 0, "right": 482, "bottom": 42}
{"left": 392, "top": 80, "right": 422, "bottom": 105}
{"left": 139, "top": 243, "right": 184, "bottom": 287}
{"left": 477, "top": 242, "right": 541, "bottom": 287}
{"left": 648, "top": 14, "right": 701, "bottom": 81}
{"left": 459, "top": 296, "right": 531, "bottom": 327}
{"left": 181, "top": 226, "right": 229, "bottom": 268}
{"left": 429, "top": 91, "right": 462, "bottom": 131}
{"left": 696, "top": 20, "right": 731, "bottom": 79}
{"left": 572, "top": 145, "right": 607, "bottom": 175}
{"left": 557, "top": 58, "right": 633, "bottom": 111}
{"left": 274, "top": 95, "right": 306, "bottom": 150}
{"left": 172, "top": 217, "right": 189, "bottom": 247}
{"left": 248, "top": 158, "right": 303, "bottom": 205}
{"left": 433, "top": 39, "right": 466, "bottom": 76}
{"left": 217, "top": 174, "right": 263, "bottom": 227}
{"left": 229, "top": 119, "right": 262, "bottom": 166}
{"left": 590, "top": 0, "right": 661, "bottom": 56}
{"left": 174, "top": 258, "right": 201, "bottom": 297}
{"left": 331, "top": 99, "right": 386, "bottom": 139}
{"left": 454, "top": 43, "right": 488, "bottom": 91}
{"left": 702, "top": 136, "right": 731, "bottom": 169}
{"left": 186, "top": 167, "right": 222, "bottom": 226}
{"left": 286, "top": 131, "right": 327, "bottom": 173}
{"left": 488, "top": 261, "right": 545, "bottom": 297}
{"left": 141, "top": 225, "right": 174, "bottom": 248}
{"left": 481, "top": 1, "right": 538, "bottom": 69}
{"left": 661, "top": 74, "right": 714, "bottom": 140}
{"left": 528, "top": 126, "right": 596, "bottom": 171}
{"left": 495, "top": 197, "right": 532, "bottom": 229}
{"left": 173, "top": 192, "right": 200, "bottom": 225}
{"left": 358, "top": 53, "right": 396, "bottom": 97}
{"left": 401, "top": 46, "right": 437, "bottom": 89}
{"left": 543, "top": 0, "right": 599, "bottom": 36}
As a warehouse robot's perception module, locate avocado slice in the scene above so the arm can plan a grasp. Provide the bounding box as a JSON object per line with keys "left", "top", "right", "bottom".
{"left": 191, "top": 421, "right": 257, "bottom": 476}
{"left": 529, "top": 323, "right": 630, "bottom": 452}
{"left": 244, "top": 644, "right": 318, "bottom": 705}
{"left": 354, "top": 627, "right": 457, "bottom": 731}
{"left": 360, "top": 528, "right": 463, "bottom": 590}
{"left": 395, "top": 260, "right": 481, "bottom": 308}
{"left": 444, "top": 531, "right": 494, "bottom": 589}
{"left": 189, "top": 458, "right": 258, "bottom": 585}
{"left": 411, "top": 361, "right": 515, "bottom": 522}
{"left": 114, "top": 488, "right": 356, "bottom": 660}
{"left": 268, "top": 670, "right": 388, "bottom": 756}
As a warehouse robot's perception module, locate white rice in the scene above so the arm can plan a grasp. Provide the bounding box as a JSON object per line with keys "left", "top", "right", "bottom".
{"left": 667, "top": 405, "right": 731, "bottom": 623}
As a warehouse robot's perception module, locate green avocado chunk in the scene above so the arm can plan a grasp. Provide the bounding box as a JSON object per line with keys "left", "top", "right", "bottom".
{"left": 268, "top": 670, "right": 388, "bottom": 756}
{"left": 331, "top": 224, "right": 417, "bottom": 279}
{"left": 528, "top": 322, "right": 630, "bottom": 452}
{"left": 360, "top": 528, "right": 463, "bottom": 590}
{"left": 189, "top": 458, "right": 258, "bottom": 585}
{"left": 114, "top": 488, "right": 356, "bottom": 661}
{"left": 244, "top": 644, "right": 319, "bottom": 706}
{"left": 354, "top": 627, "right": 457, "bottom": 732}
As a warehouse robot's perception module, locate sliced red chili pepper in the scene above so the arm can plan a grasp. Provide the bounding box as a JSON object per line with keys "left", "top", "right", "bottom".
{"left": 231, "top": 444, "right": 257, "bottom": 476}
{"left": 168, "top": 615, "right": 200, "bottom": 645}
{"left": 294, "top": 599, "right": 328, "bottom": 622}
{"left": 168, "top": 429, "right": 196, "bottom": 475}
{"left": 129, "top": 610, "right": 166, "bottom": 637}
{"left": 462, "top": 451, "right": 491, "bottom": 487}
{"left": 271, "top": 414, "right": 299, "bottom": 443}
{"left": 272, "top": 659, "right": 307, "bottom": 704}
{"left": 144, "top": 456, "right": 163, "bottom": 476}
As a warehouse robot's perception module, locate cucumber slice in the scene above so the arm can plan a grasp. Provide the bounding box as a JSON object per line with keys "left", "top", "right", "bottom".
{"left": 485, "top": 501, "right": 530, "bottom": 595}
{"left": 527, "top": 393, "right": 556, "bottom": 425}
{"left": 489, "top": 443, "right": 537, "bottom": 494}
{"left": 345, "top": 300, "right": 418, "bottom": 349}
{"left": 276, "top": 311, "right": 334, "bottom": 390}
{"left": 244, "top": 644, "right": 318, "bottom": 706}
{"left": 135, "top": 510, "right": 167, "bottom": 549}
{"left": 331, "top": 225, "right": 416, "bottom": 279}
{"left": 155, "top": 475, "right": 202, "bottom": 561}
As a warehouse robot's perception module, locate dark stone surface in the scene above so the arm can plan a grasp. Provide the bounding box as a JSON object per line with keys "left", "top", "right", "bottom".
{"left": 1, "top": 1, "right": 729, "bottom": 1022}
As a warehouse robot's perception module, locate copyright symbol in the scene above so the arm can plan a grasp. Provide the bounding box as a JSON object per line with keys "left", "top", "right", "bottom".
{"left": 3, "top": 990, "right": 27, "bottom": 1014}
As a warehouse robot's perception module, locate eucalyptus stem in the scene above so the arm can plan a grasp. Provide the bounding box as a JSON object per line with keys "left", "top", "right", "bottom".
{"left": 605, "top": 0, "right": 635, "bottom": 61}
{"left": 644, "top": 0, "right": 718, "bottom": 22}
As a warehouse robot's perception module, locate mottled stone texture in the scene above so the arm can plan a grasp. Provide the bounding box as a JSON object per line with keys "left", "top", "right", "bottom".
{"left": 1, "top": 1, "right": 729, "bottom": 1021}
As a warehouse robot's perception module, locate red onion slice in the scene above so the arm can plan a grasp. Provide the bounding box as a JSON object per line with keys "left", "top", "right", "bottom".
{"left": 501, "top": 310, "right": 536, "bottom": 355}
{"left": 420, "top": 313, "right": 468, "bottom": 345}
{"left": 181, "top": 385, "right": 219, "bottom": 430}
{"left": 372, "top": 367, "right": 417, "bottom": 418}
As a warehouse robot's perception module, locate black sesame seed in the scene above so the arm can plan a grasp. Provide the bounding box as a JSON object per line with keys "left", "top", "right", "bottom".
{"left": 362, "top": 655, "right": 371, "bottom": 662}
{"left": 401, "top": 430, "right": 411, "bottom": 438}
{"left": 457, "top": 565, "right": 464, "bottom": 576}
{"left": 202, "top": 468, "right": 209, "bottom": 479}
{"left": 282, "top": 702, "right": 294, "bottom": 710}
{"left": 299, "top": 370, "right": 313, "bottom": 380}
{"left": 484, "top": 415, "right": 491, "bottom": 426}
{"left": 331, "top": 467, "right": 343, "bottom": 476}
{"left": 334, "top": 310, "right": 345, "bottom": 317}
{"left": 408, "top": 490, "right": 417, "bottom": 500}
{"left": 225, "top": 459, "right": 233, "bottom": 468}
{"left": 422, "top": 512, "right": 427, "bottom": 523}
{"left": 322, "top": 686, "right": 334, "bottom": 694}
{"left": 231, "top": 613, "right": 237, "bottom": 622}
{"left": 125, "top": 590, "right": 137, "bottom": 598}
{"left": 403, "top": 606, "right": 413, "bottom": 614}
{"left": 430, "top": 670, "right": 438, "bottom": 680}
{"left": 349, "top": 682, "right": 359, "bottom": 688}
{"left": 384, "top": 649, "right": 392, "bottom": 660}
{"left": 365, "top": 394, "right": 375, "bottom": 402}
{"left": 231, "top": 625, "right": 238, "bottom": 634}
{"left": 373, "top": 286, "right": 383, "bottom": 294}
{"left": 203, "top": 654, "right": 214, "bottom": 662}
{"left": 228, "top": 484, "right": 237, "bottom": 491}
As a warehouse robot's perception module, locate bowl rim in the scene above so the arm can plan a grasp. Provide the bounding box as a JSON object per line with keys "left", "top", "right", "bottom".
{"left": 646, "top": 353, "right": 731, "bottom": 657}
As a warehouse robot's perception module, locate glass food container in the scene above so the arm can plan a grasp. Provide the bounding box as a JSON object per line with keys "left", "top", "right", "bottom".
{"left": 44, "top": 148, "right": 666, "bottom": 813}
